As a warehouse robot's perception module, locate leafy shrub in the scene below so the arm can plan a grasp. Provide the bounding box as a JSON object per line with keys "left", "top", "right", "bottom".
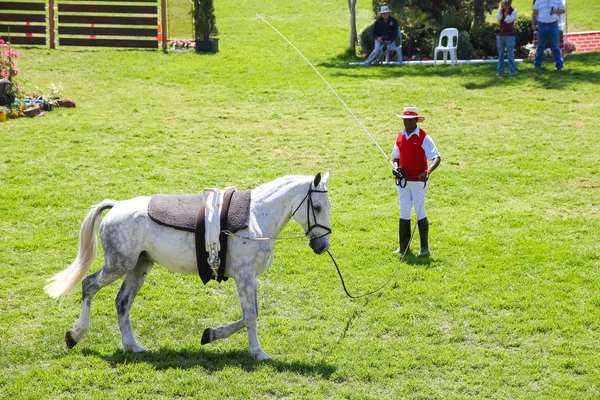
{"left": 193, "top": 0, "right": 218, "bottom": 40}
{"left": 0, "top": 38, "right": 25, "bottom": 104}
{"left": 515, "top": 15, "right": 533, "bottom": 51}
{"left": 470, "top": 22, "right": 497, "bottom": 58}
{"left": 397, "top": 7, "right": 435, "bottom": 58}
{"left": 456, "top": 31, "right": 474, "bottom": 60}
{"left": 439, "top": 8, "right": 473, "bottom": 32}
{"left": 358, "top": 23, "right": 375, "bottom": 56}
{"left": 0, "top": 38, "right": 19, "bottom": 81}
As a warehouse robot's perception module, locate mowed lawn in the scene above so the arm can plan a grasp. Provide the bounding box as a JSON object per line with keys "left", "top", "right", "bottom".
{"left": 1, "top": 0, "right": 599, "bottom": 398}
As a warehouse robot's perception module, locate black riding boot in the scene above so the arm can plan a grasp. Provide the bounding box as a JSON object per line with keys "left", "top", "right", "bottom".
{"left": 399, "top": 218, "right": 411, "bottom": 254}
{"left": 417, "top": 217, "right": 429, "bottom": 257}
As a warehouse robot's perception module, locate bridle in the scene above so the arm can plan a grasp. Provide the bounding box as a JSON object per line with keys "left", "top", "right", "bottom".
{"left": 223, "top": 184, "right": 331, "bottom": 242}
{"left": 291, "top": 185, "right": 332, "bottom": 240}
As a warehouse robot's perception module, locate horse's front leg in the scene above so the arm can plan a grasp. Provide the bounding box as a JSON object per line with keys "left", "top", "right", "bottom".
{"left": 201, "top": 319, "right": 245, "bottom": 344}
{"left": 200, "top": 275, "right": 269, "bottom": 360}
{"left": 235, "top": 275, "right": 270, "bottom": 361}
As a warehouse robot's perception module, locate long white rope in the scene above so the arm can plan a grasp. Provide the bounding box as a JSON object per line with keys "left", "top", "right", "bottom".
{"left": 256, "top": 14, "right": 395, "bottom": 169}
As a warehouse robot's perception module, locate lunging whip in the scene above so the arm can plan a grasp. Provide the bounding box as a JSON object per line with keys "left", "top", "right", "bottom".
{"left": 256, "top": 14, "right": 395, "bottom": 169}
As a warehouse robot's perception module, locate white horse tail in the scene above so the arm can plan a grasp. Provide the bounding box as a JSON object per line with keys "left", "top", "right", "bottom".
{"left": 44, "top": 200, "right": 117, "bottom": 298}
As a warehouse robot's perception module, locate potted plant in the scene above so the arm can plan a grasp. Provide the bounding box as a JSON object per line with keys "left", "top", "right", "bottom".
{"left": 193, "top": 0, "right": 219, "bottom": 53}
{"left": 0, "top": 105, "right": 8, "bottom": 122}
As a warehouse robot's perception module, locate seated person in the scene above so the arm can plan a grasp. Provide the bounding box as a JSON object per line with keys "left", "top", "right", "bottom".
{"left": 364, "top": 6, "right": 400, "bottom": 65}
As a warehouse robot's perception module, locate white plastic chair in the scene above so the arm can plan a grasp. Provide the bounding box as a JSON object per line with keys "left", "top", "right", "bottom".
{"left": 434, "top": 28, "right": 459, "bottom": 66}
{"left": 373, "top": 29, "right": 403, "bottom": 65}
{"left": 384, "top": 29, "right": 403, "bottom": 64}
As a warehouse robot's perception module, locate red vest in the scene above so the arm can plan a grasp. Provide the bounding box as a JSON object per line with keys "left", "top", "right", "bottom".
{"left": 396, "top": 128, "right": 428, "bottom": 181}
{"left": 498, "top": 8, "right": 515, "bottom": 36}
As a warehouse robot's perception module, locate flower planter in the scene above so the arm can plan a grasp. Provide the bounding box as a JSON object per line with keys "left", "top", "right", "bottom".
{"left": 0, "top": 112, "right": 7, "bottom": 122}
{"left": 195, "top": 38, "right": 219, "bottom": 54}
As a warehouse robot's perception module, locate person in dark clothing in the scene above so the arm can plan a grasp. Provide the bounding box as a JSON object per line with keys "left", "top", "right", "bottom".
{"left": 364, "top": 6, "right": 400, "bottom": 65}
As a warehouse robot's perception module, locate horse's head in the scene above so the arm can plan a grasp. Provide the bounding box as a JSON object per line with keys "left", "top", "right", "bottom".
{"left": 292, "top": 170, "right": 332, "bottom": 255}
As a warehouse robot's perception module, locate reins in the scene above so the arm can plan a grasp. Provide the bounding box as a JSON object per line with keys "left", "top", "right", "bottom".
{"left": 224, "top": 181, "right": 417, "bottom": 299}
{"left": 325, "top": 222, "right": 417, "bottom": 299}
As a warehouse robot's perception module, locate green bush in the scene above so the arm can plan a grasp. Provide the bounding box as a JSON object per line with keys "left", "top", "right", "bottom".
{"left": 515, "top": 15, "right": 533, "bottom": 51}
{"left": 398, "top": 7, "right": 435, "bottom": 59}
{"left": 439, "top": 8, "right": 473, "bottom": 32}
{"left": 193, "top": 0, "right": 218, "bottom": 40}
{"left": 358, "top": 23, "right": 375, "bottom": 56}
{"left": 470, "top": 22, "right": 497, "bottom": 58}
{"left": 456, "top": 30, "right": 474, "bottom": 60}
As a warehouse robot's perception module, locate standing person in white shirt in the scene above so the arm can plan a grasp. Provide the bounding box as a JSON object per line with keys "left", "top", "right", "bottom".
{"left": 496, "top": 0, "right": 518, "bottom": 77}
{"left": 391, "top": 107, "right": 441, "bottom": 257}
{"left": 532, "top": 0, "right": 565, "bottom": 70}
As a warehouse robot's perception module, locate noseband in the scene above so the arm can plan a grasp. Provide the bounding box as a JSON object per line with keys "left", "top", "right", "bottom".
{"left": 292, "top": 186, "right": 332, "bottom": 240}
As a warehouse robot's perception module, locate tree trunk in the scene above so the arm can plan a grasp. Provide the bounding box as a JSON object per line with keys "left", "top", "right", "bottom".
{"left": 348, "top": 0, "right": 358, "bottom": 54}
{"left": 474, "top": 0, "right": 485, "bottom": 27}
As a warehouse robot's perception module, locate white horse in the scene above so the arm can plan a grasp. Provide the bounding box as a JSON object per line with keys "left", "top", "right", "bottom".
{"left": 45, "top": 171, "right": 332, "bottom": 361}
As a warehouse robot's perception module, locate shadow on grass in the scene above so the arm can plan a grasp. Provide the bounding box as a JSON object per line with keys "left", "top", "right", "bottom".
{"left": 81, "top": 347, "right": 336, "bottom": 377}
{"left": 402, "top": 252, "right": 437, "bottom": 267}
{"left": 463, "top": 63, "right": 600, "bottom": 90}
{"left": 318, "top": 51, "right": 600, "bottom": 88}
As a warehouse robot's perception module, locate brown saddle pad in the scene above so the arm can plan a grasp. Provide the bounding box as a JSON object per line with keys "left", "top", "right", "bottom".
{"left": 148, "top": 189, "right": 251, "bottom": 284}
{"left": 148, "top": 190, "right": 250, "bottom": 233}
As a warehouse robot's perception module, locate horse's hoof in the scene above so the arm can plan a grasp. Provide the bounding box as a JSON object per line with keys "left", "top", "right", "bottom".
{"left": 123, "top": 344, "right": 146, "bottom": 353}
{"left": 252, "top": 350, "right": 272, "bottom": 361}
{"left": 201, "top": 327, "right": 213, "bottom": 345}
{"left": 65, "top": 330, "right": 78, "bottom": 349}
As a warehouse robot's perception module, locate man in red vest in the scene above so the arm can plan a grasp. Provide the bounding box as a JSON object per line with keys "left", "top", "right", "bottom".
{"left": 392, "top": 107, "right": 441, "bottom": 256}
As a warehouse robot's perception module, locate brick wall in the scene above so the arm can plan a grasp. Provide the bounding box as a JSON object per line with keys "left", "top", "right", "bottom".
{"left": 566, "top": 31, "right": 600, "bottom": 53}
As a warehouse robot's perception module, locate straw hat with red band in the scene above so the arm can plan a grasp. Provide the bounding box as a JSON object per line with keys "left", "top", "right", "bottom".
{"left": 396, "top": 107, "right": 424, "bottom": 122}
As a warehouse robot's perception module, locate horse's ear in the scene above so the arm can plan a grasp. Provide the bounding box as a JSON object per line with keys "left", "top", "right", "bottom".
{"left": 322, "top": 169, "right": 331, "bottom": 186}
{"left": 313, "top": 172, "right": 321, "bottom": 187}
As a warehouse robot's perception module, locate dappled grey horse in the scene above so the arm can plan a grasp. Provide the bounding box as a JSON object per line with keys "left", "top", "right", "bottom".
{"left": 45, "top": 171, "right": 332, "bottom": 360}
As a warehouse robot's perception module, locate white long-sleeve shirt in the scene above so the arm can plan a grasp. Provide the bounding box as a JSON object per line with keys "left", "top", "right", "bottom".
{"left": 496, "top": 7, "right": 517, "bottom": 24}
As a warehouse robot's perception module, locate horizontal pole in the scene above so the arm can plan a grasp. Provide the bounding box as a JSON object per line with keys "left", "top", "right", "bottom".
{"left": 58, "top": 15, "right": 157, "bottom": 25}
{"left": 3, "top": 36, "right": 46, "bottom": 45}
{"left": 0, "top": 2, "right": 46, "bottom": 11}
{"left": 58, "top": 4, "right": 157, "bottom": 14}
{"left": 59, "top": 37, "right": 158, "bottom": 48}
{"left": 58, "top": 0, "right": 157, "bottom": 2}
{"left": 349, "top": 59, "right": 524, "bottom": 66}
{"left": 0, "top": 24, "right": 46, "bottom": 34}
{"left": 0, "top": 13, "right": 46, "bottom": 23}
{"left": 58, "top": 26, "right": 157, "bottom": 37}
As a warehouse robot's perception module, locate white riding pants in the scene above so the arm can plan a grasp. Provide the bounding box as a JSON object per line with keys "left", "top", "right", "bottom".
{"left": 397, "top": 181, "right": 428, "bottom": 220}
{"left": 365, "top": 40, "right": 401, "bottom": 64}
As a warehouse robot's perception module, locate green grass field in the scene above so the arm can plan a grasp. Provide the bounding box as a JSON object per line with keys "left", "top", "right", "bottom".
{"left": 1, "top": 0, "right": 599, "bottom": 398}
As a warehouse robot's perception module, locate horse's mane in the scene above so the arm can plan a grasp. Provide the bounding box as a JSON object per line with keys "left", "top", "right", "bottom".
{"left": 252, "top": 175, "right": 313, "bottom": 197}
